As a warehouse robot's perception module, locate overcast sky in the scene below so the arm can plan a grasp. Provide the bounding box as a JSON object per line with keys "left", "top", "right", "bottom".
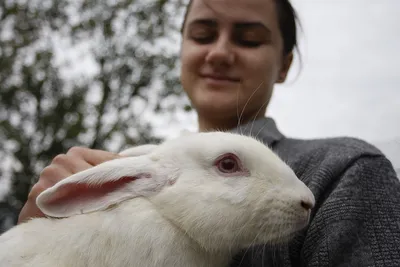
{"left": 267, "top": 0, "right": 400, "bottom": 143}
{"left": 274, "top": 0, "right": 400, "bottom": 165}
{"left": 153, "top": 0, "right": 400, "bottom": 167}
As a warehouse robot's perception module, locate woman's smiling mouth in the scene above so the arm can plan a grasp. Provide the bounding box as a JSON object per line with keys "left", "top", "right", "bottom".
{"left": 201, "top": 73, "right": 241, "bottom": 86}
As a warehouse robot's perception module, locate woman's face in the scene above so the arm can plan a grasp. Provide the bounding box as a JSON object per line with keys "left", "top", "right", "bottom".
{"left": 180, "top": 0, "right": 293, "bottom": 129}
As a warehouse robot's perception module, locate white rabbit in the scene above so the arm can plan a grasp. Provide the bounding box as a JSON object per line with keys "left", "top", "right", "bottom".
{"left": 0, "top": 131, "right": 315, "bottom": 267}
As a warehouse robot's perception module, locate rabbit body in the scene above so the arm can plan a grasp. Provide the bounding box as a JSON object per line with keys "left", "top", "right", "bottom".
{"left": 0, "top": 131, "right": 315, "bottom": 267}
{"left": 0, "top": 198, "right": 227, "bottom": 267}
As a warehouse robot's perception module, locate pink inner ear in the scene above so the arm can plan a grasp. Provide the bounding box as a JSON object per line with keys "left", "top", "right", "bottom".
{"left": 45, "top": 176, "right": 137, "bottom": 206}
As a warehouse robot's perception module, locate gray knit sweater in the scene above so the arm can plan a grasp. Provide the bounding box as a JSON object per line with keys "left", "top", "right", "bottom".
{"left": 229, "top": 117, "right": 400, "bottom": 267}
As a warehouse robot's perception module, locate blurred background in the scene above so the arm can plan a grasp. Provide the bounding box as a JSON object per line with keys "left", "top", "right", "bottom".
{"left": 0, "top": 0, "right": 399, "bottom": 232}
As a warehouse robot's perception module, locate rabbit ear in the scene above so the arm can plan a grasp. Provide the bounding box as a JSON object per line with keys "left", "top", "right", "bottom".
{"left": 37, "top": 156, "right": 169, "bottom": 218}
{"left": 118, "top": 144, "right": 158, "bottom": 157}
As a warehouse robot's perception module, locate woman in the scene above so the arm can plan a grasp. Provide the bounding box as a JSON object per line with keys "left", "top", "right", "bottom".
{"left": 18, "top": 0, "right": 400, "bottom": 266}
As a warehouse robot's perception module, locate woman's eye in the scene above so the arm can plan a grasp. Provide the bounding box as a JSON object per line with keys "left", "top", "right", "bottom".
{"left": 237, "top": 39, "right": 263, "bottom": 48}
{"left": 191, "top": 35, "right": 215, "bottom": 44}
{"left": 188, "top": 27, "right": 216, "bottom": 44}
{"left": 234, "top": 30, "right": 267, "bottom": 48}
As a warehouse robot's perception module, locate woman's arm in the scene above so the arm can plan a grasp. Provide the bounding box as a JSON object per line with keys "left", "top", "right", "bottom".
{"left": 303, "top": 155, "right": 400, "bottom": 266}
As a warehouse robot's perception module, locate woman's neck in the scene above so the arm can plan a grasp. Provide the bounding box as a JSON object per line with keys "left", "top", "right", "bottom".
{"left": 197, "top": 112, "right": 265, "bottom": 132}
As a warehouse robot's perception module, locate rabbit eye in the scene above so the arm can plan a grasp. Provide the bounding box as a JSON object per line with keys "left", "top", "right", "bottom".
{"left": 216, "top": 153, "right": 241, "bottom": 174}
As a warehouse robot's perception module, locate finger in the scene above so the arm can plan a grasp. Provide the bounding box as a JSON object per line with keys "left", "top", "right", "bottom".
{"left": 51, "top": 153, "right": 93, "bottom": 174}
{"left": 18, "top": 183, "right": 48, "bottom": 224}
{"left": 18, "top": 201, "right": 45, "bottom": 224}
{"left": 39, "top": 164, "right": 74, "bottom": 186}
{"left": 66, "top": 147, "right": 122, "bottom": 166}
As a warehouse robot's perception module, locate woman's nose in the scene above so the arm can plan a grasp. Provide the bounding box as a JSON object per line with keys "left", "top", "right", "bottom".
{"left": 205, "top": 36, "right": 235, "bottom": 68}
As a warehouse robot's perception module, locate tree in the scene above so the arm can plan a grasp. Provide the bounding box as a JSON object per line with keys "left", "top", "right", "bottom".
{"left": 0, "top": 0, "right": 189, "bottom": 226}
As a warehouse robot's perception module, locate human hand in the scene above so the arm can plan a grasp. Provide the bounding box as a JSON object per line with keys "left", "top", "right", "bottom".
{"left": 18, "top": 147, "right": 122, "bottom": 224}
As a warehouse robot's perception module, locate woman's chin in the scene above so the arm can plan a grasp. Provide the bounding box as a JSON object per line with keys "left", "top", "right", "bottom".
{"left": 188, "top": 83, "right": 255, "bottom": 124}
{"left": 195, "top": 98, "right": 240, "bottom": 120}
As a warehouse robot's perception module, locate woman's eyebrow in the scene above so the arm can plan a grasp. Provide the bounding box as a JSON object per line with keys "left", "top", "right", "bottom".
{"left": 188, "top": 19, "right": 218, "bottom": 28}
{"left": 234, "top": 22, "right": 271, "bottom": 34}
{"left": 187, "top": 19, "right": 271, "bottom": 35}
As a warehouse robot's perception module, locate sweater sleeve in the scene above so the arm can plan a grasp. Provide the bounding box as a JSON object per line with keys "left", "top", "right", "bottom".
{"left": 303, "top": 155, "right": 400, "bottom": 267}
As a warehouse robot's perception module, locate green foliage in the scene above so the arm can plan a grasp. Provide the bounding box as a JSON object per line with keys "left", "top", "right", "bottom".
{"left": 0, "top": 0, "right": 188, "bottom": 211}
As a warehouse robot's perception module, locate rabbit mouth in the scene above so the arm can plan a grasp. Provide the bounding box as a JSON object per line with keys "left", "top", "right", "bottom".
{"left": 250, "top": 215, "right": 310, "bottom": 246}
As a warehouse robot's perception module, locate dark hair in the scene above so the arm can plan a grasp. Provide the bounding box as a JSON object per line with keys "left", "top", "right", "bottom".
{"left": 180, "top": 0, "right": 301, "bottom": 57}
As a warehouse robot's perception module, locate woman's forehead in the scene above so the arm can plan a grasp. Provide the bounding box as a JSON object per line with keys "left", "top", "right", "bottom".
{"left": 187, "top": 0, "right": 278, "bottom": 25}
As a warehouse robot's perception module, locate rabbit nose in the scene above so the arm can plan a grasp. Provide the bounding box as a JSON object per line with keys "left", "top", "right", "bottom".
{"left": 301, "top": 200, "right": 314, "bottom": 210}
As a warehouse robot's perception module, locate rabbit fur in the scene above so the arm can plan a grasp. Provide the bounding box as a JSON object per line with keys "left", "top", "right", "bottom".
{"left": 0, "top": 131, "right": 315, "bottom": 267}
